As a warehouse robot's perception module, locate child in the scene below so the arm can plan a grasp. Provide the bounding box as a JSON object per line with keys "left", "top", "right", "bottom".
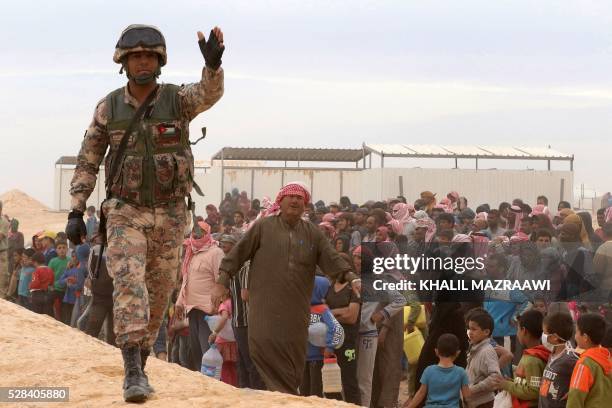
{"left": 17, "top": 248, "right": 36, "bottom": 309}
{"left": 465, "top": 309, "right": 501, "bottom": 408}
{"left": 493, "top": 309, "right": 550, "bottom": 407}
{"left": 29, "top": 251, "right": 54, "bottom": 314}
{"left": 301, "top": 275, "right": 344, "bottom": 398}
{"left": 539, "top": 312, "right": 578, "bottom": 408}
{"left": 208, "top": 288, "right": 237, "bottom": 387}
{"left": 48, "top": 240, "right": 69, "bottom": 321}
{"left": 405, "top": 333, "right": 471, "bottom": 408}
{"left": 57, "top": 244, "right": 89, "bottom": 326}
{"left": 567, "top": 313, "right": 611, "bottom": 407}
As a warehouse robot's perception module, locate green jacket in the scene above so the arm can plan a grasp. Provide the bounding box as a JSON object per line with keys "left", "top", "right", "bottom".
{"left": 48, "top": 257, "right": 69, "bottom": 292}
{"left": 567, "top": 346, "right": 612, "bottom": 408}
{"left": 502, "top": 345, "right": 551, "bottom": 407}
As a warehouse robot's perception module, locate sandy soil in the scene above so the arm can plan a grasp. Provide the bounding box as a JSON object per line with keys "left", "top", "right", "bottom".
{"left": 0, "top": 189, "right": 67, "bottom": 246}
{"left": 0, "top": 299, "right": 357, "bottom": 408}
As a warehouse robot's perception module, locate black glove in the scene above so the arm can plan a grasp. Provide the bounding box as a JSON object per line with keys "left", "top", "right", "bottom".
{"left": 198, "top": 29, "right": 224, "bottom": 70}
{"left": 66, "top": 210, "right": 87, "bottom": 246}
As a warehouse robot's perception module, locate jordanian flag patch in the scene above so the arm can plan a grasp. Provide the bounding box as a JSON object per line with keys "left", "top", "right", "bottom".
{"left": 157, "top": 123, "right": 177, "bottom": 136}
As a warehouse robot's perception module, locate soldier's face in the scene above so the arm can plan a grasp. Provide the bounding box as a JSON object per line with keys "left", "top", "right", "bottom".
{"left": 126, "top": 51, "right": 159, "bottom": 78}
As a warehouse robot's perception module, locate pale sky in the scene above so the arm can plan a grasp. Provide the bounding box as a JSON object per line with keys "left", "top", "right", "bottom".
{"left": 1, "top": 0, "right": 612, "bottom": 206}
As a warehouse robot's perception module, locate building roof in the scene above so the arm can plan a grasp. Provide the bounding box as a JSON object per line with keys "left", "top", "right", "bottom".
{"left": 364, "top": 144, "right": 573, "bottom": 160}
{"left": 211, "top": 147, "right": 365, "bottom": 162}
{"left": 55, "top": 156, "right": 78, "bottom": 165}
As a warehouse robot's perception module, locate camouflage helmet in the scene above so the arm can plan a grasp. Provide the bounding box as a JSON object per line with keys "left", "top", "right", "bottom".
{"left": 113, "top": 24, "right": 167, "bottom": 66}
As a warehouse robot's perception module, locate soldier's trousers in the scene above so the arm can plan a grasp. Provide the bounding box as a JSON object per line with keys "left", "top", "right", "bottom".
{"left": 103, "top": 198, "right": 186, "bottom": 349}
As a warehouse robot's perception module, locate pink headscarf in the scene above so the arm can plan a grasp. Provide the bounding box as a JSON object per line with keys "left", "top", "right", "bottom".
{"left": 510, "top": 205, "right": 522, "bottom": 232}
{"left": 475, "top": 212, "right": 488, "bottom": 221}
{"left": 439, "top": 198, "right": 454, "bottom": 213}
{"left": 414, "top": 212, "right": 436, "bottom": 242}
{"left": 389, "top": 203, "right": 412, "bottom": 234}
{"left": 531, "top": 204, "right": 552, "bottom": 221}
{"left": 322, "top": 213, "right": 336, "bottom": 223}
{"left": 265, "top": 182, "right": 311, "bottom": 217}
{"left": 181, "top": 221, "right": 216, "bottom": 278}
{"left": 318, "top": 221, "right": 336, "bottom": 239}
{"left": 452, "top": 234, "right": 472, "bottom": 243}
{"left": 510, "top": 231, "right": 530, "bottom": 243}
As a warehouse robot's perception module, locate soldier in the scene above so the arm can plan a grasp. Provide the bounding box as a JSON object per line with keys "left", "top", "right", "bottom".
{"left": 65, "top": 24, "right": 225, "bottom": 402}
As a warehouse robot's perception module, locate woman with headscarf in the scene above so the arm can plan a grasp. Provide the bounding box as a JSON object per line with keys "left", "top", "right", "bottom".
{"left": 219, "top": 193, "right": 234, "bottom": 217}
{"left": 334, "top": 233, "right": 352, "bottom": 255}
{"left": 577, "top": 212, "right": 603, "bottom": 252}
{"left": 420, "top": 191, "right": 437, "bottom": 216}
{"left": 251, "top": 199, "right": 261, "bottom": 213}
{"left": 204, "top": 204, "right": 221, "bottom": 230}
{"left": 175, "top": 221, "right": 225, "bottom": 371}
{"left": 556, "top": 208, "right": 574, "bottom": 227}
{"left": 447, "top": 191, "right": 460, "bottom": 212}
{"left": 238, "top": 191, "right": 251, "bottom": 216}
{"left": 564, "top": 214, "right": 592, "bottom": 250}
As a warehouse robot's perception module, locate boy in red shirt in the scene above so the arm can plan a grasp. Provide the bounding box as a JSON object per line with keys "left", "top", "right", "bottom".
{"left": 29, "top": 252, "right": 55, "bottom": 314}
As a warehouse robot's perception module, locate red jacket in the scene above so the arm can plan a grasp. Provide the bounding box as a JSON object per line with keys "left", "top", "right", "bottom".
{"left": 30, "top": 266, "right": 55, "bottom": 291}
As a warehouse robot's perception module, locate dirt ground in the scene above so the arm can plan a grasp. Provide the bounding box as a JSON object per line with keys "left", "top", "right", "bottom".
{"left": 0, "top": 299, "right": 359, "bottom": 408}
{"left": 0, "top": 189, "right": 67, "bottom": 246}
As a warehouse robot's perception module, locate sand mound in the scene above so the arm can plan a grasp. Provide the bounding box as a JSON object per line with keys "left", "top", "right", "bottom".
{"left": 0, "top": 300, "right": 354, "bottom": 407}
{"left": 0, "top": 189, "right": 49, "bottom": 213}
{"left": 0, "top": 189, "right": 67, "bottom": 244}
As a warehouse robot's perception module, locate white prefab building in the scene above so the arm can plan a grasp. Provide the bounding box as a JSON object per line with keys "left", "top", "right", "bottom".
{"left": 54, "top": 144, "right": 574, "bottom": 213}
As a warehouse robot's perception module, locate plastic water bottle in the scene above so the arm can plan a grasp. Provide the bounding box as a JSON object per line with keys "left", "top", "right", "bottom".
{"left": 204, "top": 315, "right": 235, "bottom": 341}
{"left": 200, "top": 344, "right": 223, "bottom": 380}
{"left": 308, "top": 321, "right": 345, "bottom": 349}
{"left": 308, "top": 322, "right": 328, "bottom": 347}
{"left": 322, "top": 356, "right": 342, "bottom": 394}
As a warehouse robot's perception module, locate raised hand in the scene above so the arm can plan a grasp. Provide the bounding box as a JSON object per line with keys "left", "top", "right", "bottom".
{"left": 197, "top": 27, "right": 225, "bottom": 70}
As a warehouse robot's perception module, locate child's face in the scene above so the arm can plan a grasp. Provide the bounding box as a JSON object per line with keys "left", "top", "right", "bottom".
{"left": 438, "top": 219, "right": 452, "bottom": 231}
{"left": 22, "top": 255, "right": 33, "bottom": 267}
{"left": 467, "top": 321, "right": 489, "bottom": 344}
{"left": 574, "top": 328, "right": 591, "bottom": 350}
{"left": 335, "top": 239, "right": 344, "bottom": 252}
{"left": 543, "top": 324, "right": 564, "bottom": 346}
{"left": 534, "top": 300, "right": 547, "bottom": 315}
{"left": 436, "top": 236, "right": 451, "bottom": 245}
{"left": 13, "top": 252, "right": 22, "bottom": 264}
{"left": 56, "top": 244, "right": 68, "bottom": 258}
{"left": 536, "top": 236, "right": 551, "bottom": 249}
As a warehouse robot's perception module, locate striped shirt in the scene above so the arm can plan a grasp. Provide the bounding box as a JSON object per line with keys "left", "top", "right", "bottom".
{"left": 230, "top": 261, "right": 250, "bottom": 328}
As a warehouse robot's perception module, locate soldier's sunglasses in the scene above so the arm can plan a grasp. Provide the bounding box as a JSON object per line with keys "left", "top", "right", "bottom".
{"left": 116, "top": 27, "right": 165, "bottom": 49}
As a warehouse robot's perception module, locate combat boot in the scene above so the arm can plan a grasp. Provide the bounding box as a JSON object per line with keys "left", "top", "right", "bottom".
{"left": 140, "top": 348, "right": 155, "bottom": 393}
{"left": 121, "top": 345, "right": 150, "bottom": 402}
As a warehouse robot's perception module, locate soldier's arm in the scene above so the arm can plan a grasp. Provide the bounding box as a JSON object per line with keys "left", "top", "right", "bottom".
{"left": 69, "top": 99, "right": 110, "bottom": 212}
{"left": 178, "top": 66, "right": 224, "bottom": 121}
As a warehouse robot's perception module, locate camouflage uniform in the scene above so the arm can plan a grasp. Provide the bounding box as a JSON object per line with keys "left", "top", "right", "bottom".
{"left": 70, "top": 67, "right": 224, "bottom": 349}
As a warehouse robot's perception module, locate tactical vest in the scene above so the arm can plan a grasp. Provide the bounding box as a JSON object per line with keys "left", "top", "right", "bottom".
{"left": 104, "top": 84, "right": 194, "bottom": 207}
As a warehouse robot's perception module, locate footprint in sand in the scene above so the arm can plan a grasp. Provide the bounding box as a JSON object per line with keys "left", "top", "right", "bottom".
{"left": 89, "top": 366, "right": 123, "bottom": 377}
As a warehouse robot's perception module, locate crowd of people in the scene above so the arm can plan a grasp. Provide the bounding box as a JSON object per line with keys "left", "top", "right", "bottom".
{"left": 1, "top": 187, "right": 612, "bottom": 407}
